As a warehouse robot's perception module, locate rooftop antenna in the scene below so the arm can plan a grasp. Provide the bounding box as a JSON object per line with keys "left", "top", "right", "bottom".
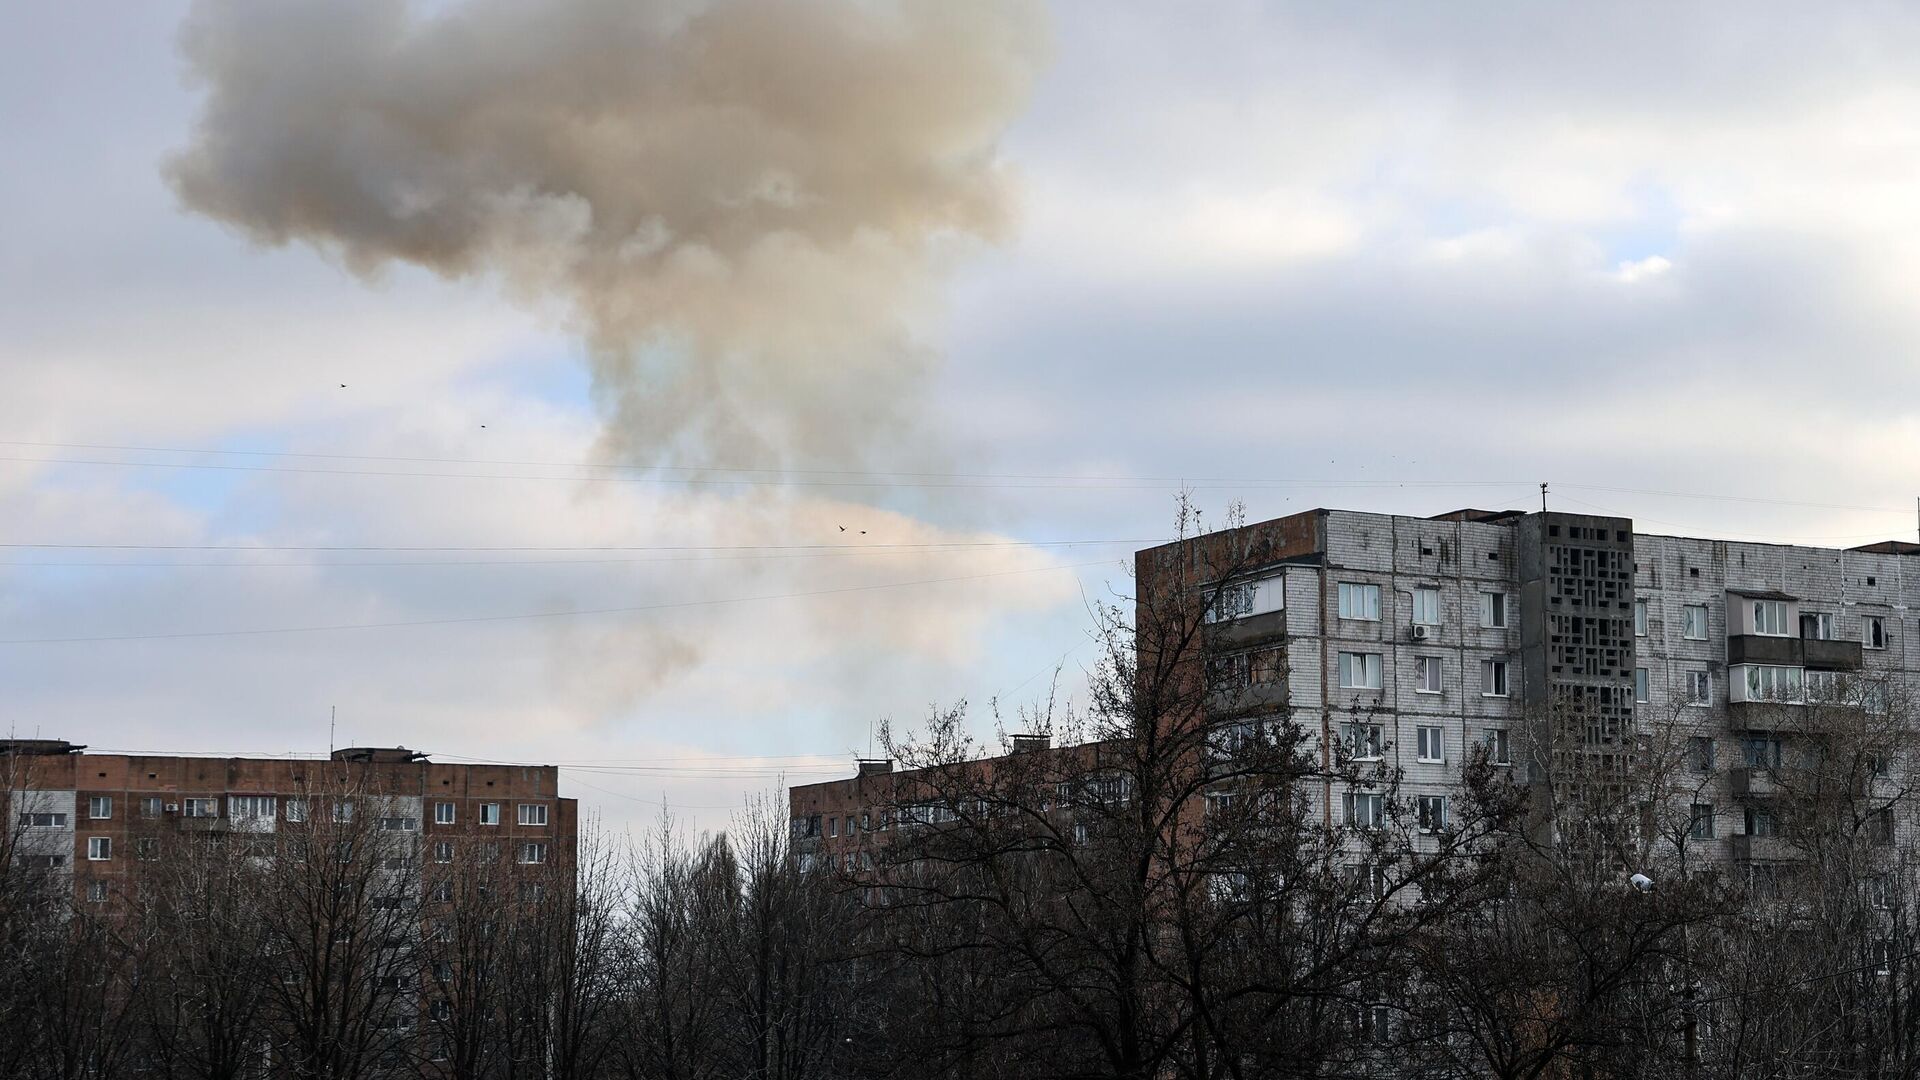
{"left": 1540, "top": 482, "right": 1549, "bottom": 513}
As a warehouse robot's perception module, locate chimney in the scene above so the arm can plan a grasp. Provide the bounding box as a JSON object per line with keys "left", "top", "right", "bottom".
{"left": 1010, "top": 734, "right": 1051, "bottom": 754}
{"left": 856, "top": 758, "right": 893, "bottom": 777}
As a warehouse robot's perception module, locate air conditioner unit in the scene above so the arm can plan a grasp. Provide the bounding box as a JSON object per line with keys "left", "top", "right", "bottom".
{"left": 1409, "top": 624, "right": 1432, "bottom": 641}
{"left": 164, "top": 803, "right": 180, "bottom": 813}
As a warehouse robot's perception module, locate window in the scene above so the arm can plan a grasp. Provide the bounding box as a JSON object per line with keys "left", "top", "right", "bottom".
{"left": 1865, "top": 616, "right": 1888, "bottom": 650}
{"left": 1206, "top": 577, "right": 1281, "bottom": 622}
{"left": 87, "top": 881, "right": 108, "bottom": 903}
{"left": 844, "top": 816, "right": 856, "bottom": 835}
{"left": 88, "top": 796, "right": 112, "bottom": 820}
{"left": 1344, "top": 792, "right": 1386, "bottom": 829}
{"left": 1805, "top": 669, "right": 1840, "bottom": 702}
{"left": 1800, "top": 611, "right": 1834, "bottom": 641}
{"left": 1870, "top": 809, "right": 1895, "bottom": 845}
{"left": 87, "top": 836, "right": 111, "bottom": 861}
{"left": 517, "top": 804, "right": 549, "bottom": 827}
{"left": 1480, "top": 592, "right": 1508, "bottom": 629}
{"left": 285, "top": 798, "right": 307, "bottom": 823}
{"left": 140, "top": 796, "right": 163, "bottom": 817}
{"left": 434, "top": 802, "right": 455, "bottom": 825}
{"left": 479, "top": 803, "right": 500, "bottom": 826}
{"left": 1689, "top": 736, "right": 1716, "bottom": 772}
{"left": 1415, "top": 656, "right": 1441, "bottom": 694}
{"left": 1743, "top": 736, "right": 1784, "bottom": 770}
{"left": 828, "top": 816, "right": 838, "bottom": 838}
{"left": 1343, "top": 723, "right": 1384, "bottom": 760}
{"left": 1338, "top": 652, "right": 1383, "bottom": 690}
{"left": 1416, "top": 726, "right": 1445, "bottom": 763}
{"left": 1416, "top": 795, "right": 1448, "bottom": 833}
{"left": 230, "top": 795, "right": 276, "bottom": 821}
{"left": 379, "top": 816, "right": 417, "bottom": 832}
{"left": 1689, "top": 804, "right": 1715, "bottom": 840}
{"left": 1687, "top": 671, "right": 1711, "bottom": 706}
{"left": 332, "top": 801, "right": 354, "bottom": 823}
{"left": 1745, "top": 807, "right": 1779, "bottom": 837}
{"left": 1634, "top": 667, "right": 1650, "bottom": 703}
{"left": 1737, "top": 664, "right": 1804, "bottom": 703}
{"left": 1683, "top": 604, "right": 1708, "bottom": 640}
{"left": 183, "top": 798, "right": 220, "bottom": 819}
{"left": 1482, "top": 659, "right": 1510, "bottom": 697}
{"left": 1752, "top": 599, "right": 1788, "bottom": 636}
{"left": 20, "top": 812, "right": 67, "bottom": 828}
{"left": 433, "top": 840, "right": 454, "bottom": 863}
{"left": 1484, "top": 729, "right": 1511, "bottom": 765}
{"left": 1413, "top": 587, "right": 1440, "bottom": 626}
{"left": 1633, "top": 600, "right": 1647, "bottom": 637}
{"left": 860, "top": 812, "right": 871, "bottom": 832}
{"left": 1337, "top": 582, "right": 1381, "bottom": 621}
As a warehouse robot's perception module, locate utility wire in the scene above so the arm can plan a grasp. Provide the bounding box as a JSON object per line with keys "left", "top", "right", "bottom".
{"left": 0, "top": 558, "right": 1116, "bottom": 645}
{"left": 0, "top": 452, "right": 1525, "bottom": 493}
{"left": 0, "top": 538, "right": 1146, "bottom": 553}
{"left": 3, "top": 438, "right": 1913, "bottom": 515}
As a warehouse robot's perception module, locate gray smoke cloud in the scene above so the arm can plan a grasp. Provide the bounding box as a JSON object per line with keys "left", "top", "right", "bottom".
{"left": 167, "top": 0, "right": 1046, "bottom": 466}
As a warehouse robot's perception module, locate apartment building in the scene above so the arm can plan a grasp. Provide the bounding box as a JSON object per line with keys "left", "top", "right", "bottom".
{"left": 794, "top": 507, "right": 1920, "bottom": 872}
{"left": 4, "top": 740, "right": 576, "bottom": 906}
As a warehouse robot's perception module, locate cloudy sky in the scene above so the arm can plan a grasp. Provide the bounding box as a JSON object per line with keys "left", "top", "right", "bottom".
{"left": 7, "top": 0, "right": 1920, "bottom": 834}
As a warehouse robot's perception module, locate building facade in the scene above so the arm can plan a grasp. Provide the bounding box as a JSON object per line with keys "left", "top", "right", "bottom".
{"left": 795, "top": 507, "right": 1920, "bottom": 873}
{"left": 4, "top": 740, "right": 576, "bottom": 907}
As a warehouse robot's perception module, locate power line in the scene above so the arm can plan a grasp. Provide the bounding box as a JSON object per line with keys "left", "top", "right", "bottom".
{"left": 4, "top": 438, "right": 1913, "bottom": 516}
{"left": 0, "top": 452, "right": 1525, "bottom": 493}
{"left": 0, "top": 558, "right": 1116, "bottom": 645}
{"left": 0, "top": 538, "right": 1148, "bottom": 554}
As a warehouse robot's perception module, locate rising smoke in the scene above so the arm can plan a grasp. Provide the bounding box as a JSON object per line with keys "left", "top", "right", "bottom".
{"left": 167, "top": 0, "right": 1046, "bottom": 467}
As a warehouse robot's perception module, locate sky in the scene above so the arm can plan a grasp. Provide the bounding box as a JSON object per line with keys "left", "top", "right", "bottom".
{"left": 7, "top": 0, "right": 1920, "bottom": 835}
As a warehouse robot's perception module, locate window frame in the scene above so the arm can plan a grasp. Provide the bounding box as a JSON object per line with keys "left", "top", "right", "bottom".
{"left": 1484, "top": 728, "right": 1511, "bottom": 766}
{"left": 1344, "top": 791, "right": 1386, "bottom": 829}
{"left": 1415, "top": 794, "right": 1448, "bottom": 833}
{"left": 1633, "top": 600, "right": 1648, "bottom": 637}
{"left": 1412, "top": 587, "right": 1441, "bottom": 626}
{"left": 1865, "top": 615, "right": 1888, "bottom": 650}
{"left": 1414, "top": 656, "right": 1441, "bottom": 694}
{"left": 1683, "top": 604, "right": 1708, "bottom": 640}
{"left": 1634, "top": 667, "right": 1650, "bottom": 703}
{"left": 517, "top": 803, "right": 549, "bottom": 827}
{"left": 1752, "top": 599, "right": 1789, "bottom": 637}
{"left": 1480, "top": 592, "right": 1509, "bottom": 629}
{"left": 1337, "top": 582, "right": 1382, "bottom": 622}
{"left": 519, "top": 841, "right": 549, "bottom": 865}
{"left": 1482, "top": 659, "right": 1510, "bottom": 697}
{"left": 1687, "top": 670, "right": 1712, "bottom": 706}
{"left": 88, "top": 795, "right": 112, "bottom": 820}
{"left": 478, "top": 803, "right": 501, "bottom": 826}
{"left": 1338, "top": 651, "right": 1383, "bottom": 690}
{"left": 1416, "top": 725, "right": 1445, "bottom": 764}
{"left": 1689, "top": 804, "right": 1716, "bottom": 840}
{"left": 86, "top": 836, "right": 112, "bottom": 861}
{"left": 1343, "top": 722, "right": 1385, "bottom": 761}
{"left": 183, "top": 797, "right": 220, "bottom": 819}
{"left": 433, "top": 801, "right": 456, "bottom": 825}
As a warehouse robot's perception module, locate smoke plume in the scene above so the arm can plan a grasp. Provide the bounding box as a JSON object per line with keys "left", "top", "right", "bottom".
{"left": 167, "top": 0, "right": 1045, "bottom": 466}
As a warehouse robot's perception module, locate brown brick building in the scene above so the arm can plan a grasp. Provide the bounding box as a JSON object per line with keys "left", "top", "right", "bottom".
{"left": 3, "top": 739, "right": 576, "bottom": 907}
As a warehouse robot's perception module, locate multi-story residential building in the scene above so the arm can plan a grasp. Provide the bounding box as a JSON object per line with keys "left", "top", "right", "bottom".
{"left": 3, "top": 740, "right": 576, "bottom": 907}
{"left": 792, "top": 506, "right": 1920, "bottom": 873}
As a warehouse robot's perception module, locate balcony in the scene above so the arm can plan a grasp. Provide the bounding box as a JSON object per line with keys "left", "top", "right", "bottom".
{"left": 1729, "top": 834, "right": 1796, "bottom": 862}
{"left": 1728, "top": 767, "right": 1785, "bottom": 798}
{"left": 1726, "top": 634, "right": 1801, "bottom": 667}
{"left": 1208, "top": 681, "right": 1290, "bottom": 718}
{"left": 176, "top": 816, "right": 229, "bottom": 833}
{"left": 1206, "top": 609, "right": 1287, "bottom": 649}
{"left": 1803, "top": 638, "right": 1863, "bottom": 671}
{"left": 1727, "top": 700, "right": 1814, "bottom": 732}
